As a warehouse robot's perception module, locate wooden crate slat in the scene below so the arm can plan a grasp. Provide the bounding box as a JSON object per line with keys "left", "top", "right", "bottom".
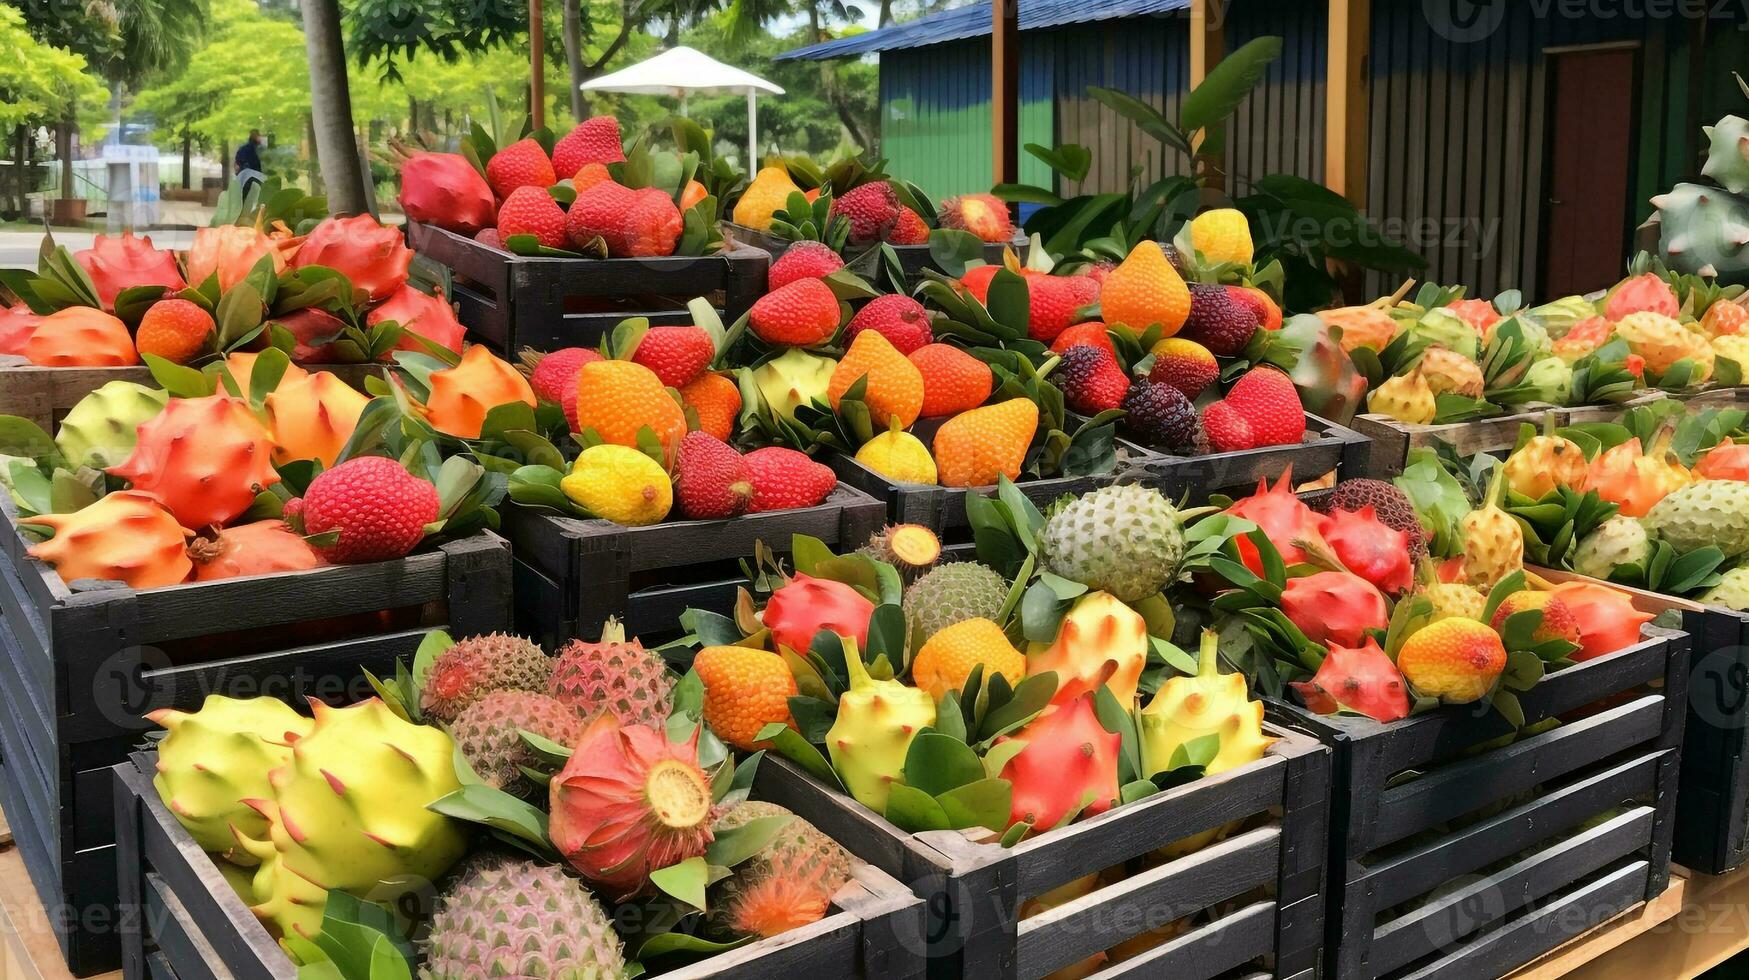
{"left": 145, "top": 952, "right": 180, "bottom": 980}
{"left": 1368, "top": 806, "right": 1655, "bottom": 975}
{"left": 1015, "top": 826, "right": 1279, "bottom": 977}
{"left": 1080, "top": 900, "right": 1275, "bottom": 980}
{"left": 1368, "top": 695, "right": 1665, "bottom": 848}
{"left": 142, "top": 875, "right": 228, "bottom": 980}
{"left": 1357, "top": 751, "right": 1660, "bottom": 911}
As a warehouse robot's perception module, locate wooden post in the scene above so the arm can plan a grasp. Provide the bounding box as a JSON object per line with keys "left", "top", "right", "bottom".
{"left": 991, "top": 0, "right": 1019, "bottom": 186}
{"left": 1189, "top": 0, "right": 1225, "bottom": 86}
{"left": 1325, "top": 0, "right": 1370, "bottom": 205}
{"left": 529, "top": 0, "right": 546, "bottom": 130}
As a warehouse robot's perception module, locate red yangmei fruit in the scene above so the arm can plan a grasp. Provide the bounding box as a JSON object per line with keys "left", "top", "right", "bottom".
{"left": 300, "top": 455, "right": 440, "bottom": 563}
{"left": 292, "top": 214, "right": 414, "bottom": 302}
{"left": 1290, "top": 637, "right": 1410, "bottom": 722}
{"left": 369, "top": 283, "right": 466, "bottom": 356}
{"left": 1026, "top": 274, "right": 1079, "bottom": 342}
{"left": 1063, "top": 274, "right": 1100, "bottom": 309}
{"left": 768, "top": 241, "right": 844, "bottom": 290}
{"left": 530, "top": 347, "right": 605, "bottom": 428}
{"left": 830, "top": 181, "right": 902, "bottom": 243}
{"left": 398, "top": 152, "right": 497, "bottom": 235}
{"left": 997, "top": 692, "right": 1120, "bottom": 830}
{"left": 939, "top": 193, "right": 1014, "bottom": 244}
{"left": 1054, "top": 345, "right": 1130, "bottom": 415}
{"left": 675, "top": 431, "right": 754, "bottom": 520}
{"left": 743, "top": 447, "right": 836, "bottom": 511}
{"left": 1282, "top": 571, "right": 1389, "bottom": 649}
{"left": 134, "top": 298, "right": 214, "bottom": 364}
{"left": 1202, "top": 367, "right": 1305, "bottom": 452}
{"left": 552, "top": 116, "right": 625, "bottom": 179}
{"left": 1317, "top": 506, "right": 1414, "bottom": 595}
{"left": 959, "top": 264, "right": 999, "bottom": 303}
{"left": 845, "top": 294, "right": 933, "bottom": 354}
{"left": 632, "top": 325, "right": 714, "bottom": 388}
{"left": 497, "top": 186, "right": 569, "bottom": 249}
{"left": 74, "top": 232, "right": 186, "bottom": 311}
{"left": 485, "top": 138, "right": 556, "bottom": 199}
{"left": 566, "top": 181, "right": 683, "bottom": 257}
{"left": 750, "top": 279, "right": 841, "bottom": 347}
{"left": 889, "top": 208, "right": 930, "bottom": 245}
{"left": 1224, "top": 469, "right": 1322, "bottom": 574}
{"left": 1051, "top": 321, "right": 1116, "bottom": 357}
{"left": 1179, "top": 282, "right": 1262, "bottom": 357}
{"left": 763, "top": 572, "right": 875, "bottom": 654}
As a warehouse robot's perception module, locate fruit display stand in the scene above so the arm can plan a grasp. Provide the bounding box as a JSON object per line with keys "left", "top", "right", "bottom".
{"left": 720, "top": 223, "right": 1027, "bottom": 278}
{"left": 0, "top": 357, "right": 385, "bottom": 433}
{"left": 1268, "top": 620, "right": 1690, "bottom": 980}
{"left": 756, "top": 725, "right": 1331, "bottom": 980}
{"left": 1349, "top": 406, "right": 1563, "bottom": 477}
{"left": 502, "top": 485, "right": 887, "bottom": 647}
{"left": 404, "top": 221, "right": 769, "bottom": 354}
{"left": 0, "top": 493, "right": 512, "bottom": 976}
{"left": 109, "top": 751, "right": 930, "bottom": 980}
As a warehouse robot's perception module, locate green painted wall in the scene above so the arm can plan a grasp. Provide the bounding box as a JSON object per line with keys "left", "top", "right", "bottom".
{"left": 878, "top": 42, "right": 1053, "bottom": 201}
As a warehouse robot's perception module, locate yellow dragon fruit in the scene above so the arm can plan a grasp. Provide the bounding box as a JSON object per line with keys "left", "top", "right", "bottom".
{"left": 1367, "top": 370, "right": 1437, "bottom": 424}
{"left": 148, "top": 696, "right": 313, "bottom": 864}
{"left": 1415, "top": 345, "right": 1485, "bottom": 398}
{"left": 1712, "top": 334, "right": 1749, "bottom": 372}
{"left": 825, "top": 649, "right": 935, "bottom": 814}
{"left": 236, "top": 699, "right": 465, "bottom": 940}
{"left": 1461, "top": 464, "right": 1523, "bottom": 588}
{"left": 1026, "top": 591, "right": 1150, "bottom": 707}
{"left": 1502, "top": 415, "right": 1588, "bottom": 499}
{"left": 1613, "top": 311, "right": 1715, "bottom": 383}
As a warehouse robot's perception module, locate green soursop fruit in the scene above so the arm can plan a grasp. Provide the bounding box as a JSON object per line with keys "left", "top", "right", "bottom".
{"left": 422, "top": 855, "right": 627, "bottom": 979}
{"left": 1702, "top": 115, "right": 1749, "bottom": 194}
{"left": 237, "top": 699, "right": 466, "bottom": 940}
{"left": 1703, "top": 566, "right": 1749, "bottom": 611}
{"left": 1523, "top": 357, "right": 1574, "bottom": 405}
{"left": 449, "top": 690, "right": 583, "bottom": 795}
{"left": 1038, "top": 484, "right": 1184, "bottom": 602}
{"left": 1645, "top": 480, "right": 1749, "bottom": 559}
{"left": 148, "top": 695, "right": 313, "bottom": 864}
{"left": 55, "top": 381, "right": 168, "bottom": 470}
{"left": 420, "top": 633, "right": 553, "bottom": 723}
{"left": 903, "top": 561, "right": 1009, "bottom": 642}
{"left": 1652, "top": 183, "right": 1749, "bottom": 282}
{"left": 1522, "top": 295, "right": 1601, "bottom": 339}
{"left": 708, "top": 801, "right": 853, "bottom": 940}
{"left": 1573, "top": 516, "right": 1651, "bottom": 579}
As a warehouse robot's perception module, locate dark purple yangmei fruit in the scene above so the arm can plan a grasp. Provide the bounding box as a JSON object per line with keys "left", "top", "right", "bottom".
{"left": 1120, "top": 379, "right": 1205, "bottom": 454}
{"left": 1054, "top": 345, "right": 1131, "bottom": 415}
{"left": 1179, "top": 282, "right": 1263, "bottom": 357}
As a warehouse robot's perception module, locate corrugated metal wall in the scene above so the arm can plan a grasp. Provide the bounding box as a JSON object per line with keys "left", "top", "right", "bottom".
{"left": 1046, "top": 16, "right": 1193, "bottom": 195}
{"left": 879, "top": 43, "right": 1053, "bottom": 201}
{"left": 1225, "top": 0, "right": 1327, "bottom": 186}
{"left": 1362, "top": 0, "right": 1699, "bottom": 298}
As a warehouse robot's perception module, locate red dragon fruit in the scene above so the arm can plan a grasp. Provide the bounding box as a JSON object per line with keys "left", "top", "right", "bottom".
{"left": 1224, "top": 469, "right": 1323, "bottom": 574}
{"left": 0, "top": 304, "right": 40, "bottom": 354}
{"left": 292, "top": 215, "right": 413, "bottom": 302}
{"left": 549, "top": 715, "right": 715, "bottom": 899}
{"left": 1605, "top": 273, "right": 1679, "bottom": 321}
{"left": 398, "top": 152, "right": 497, "bottom": 235}
{"left": 74, "top": 232, "right": 186, "bottom": 311}
{"left": 1290, "top": 637, "right": 1410, "bottom": 722}
{"left": 762, "top": 574, "right": 875, "bottom": 655}
{"left": 1317, "top": 506, "right": 1414, "bottom": 595}
{"left": 109, "top": 395, "right": 280, "bottom": 529}
{"left": 996, "top": 692, "right": 1121, "bottom": 831}
{"left": 367, "top": 283, "right": 466, "bottom": 356}
{"left": 268, "top": 307, "right": 345, "bottom": 363}
{"left": 1281, "top": 571, "right": 1388, "bottom": 648}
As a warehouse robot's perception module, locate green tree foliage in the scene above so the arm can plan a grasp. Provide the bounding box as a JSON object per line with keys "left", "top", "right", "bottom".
{"left": 0, "top": 5, "right": 108, "bottom": 130}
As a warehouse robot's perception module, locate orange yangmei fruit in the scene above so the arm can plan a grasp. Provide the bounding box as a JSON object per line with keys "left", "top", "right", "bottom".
{"left": 135, "top": 299, "right": 215, "bottom": 365}
{"left": 909, "top": 343, "right": 993, "bottom": 417}
{"left": 931, "top": 397, "right": 1038, "bottom": 488}
{"left": 911, "top": 617, "right": 1025, "bottom": 699}
{"left": 828, "top": 329, "right": 924, "bottom": 429}
{"left": 1396, "top": 618, "right": 1506, "bottom": 704}
{"left": 1100, "top": 240, "right": 1190, "bottom": 338}
{"left": 694, "top": 645, "right": 797, "bottom": 750}
{"left": 573, "top": 359, "right": 688, "bottom": 462}
{"left": 679, "top": 371, "right": 742, "bottom": 442}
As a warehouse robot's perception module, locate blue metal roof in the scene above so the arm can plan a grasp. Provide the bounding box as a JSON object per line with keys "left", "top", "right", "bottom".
{"left": 777, "top": 0, "right": 1190, "bottom": 60}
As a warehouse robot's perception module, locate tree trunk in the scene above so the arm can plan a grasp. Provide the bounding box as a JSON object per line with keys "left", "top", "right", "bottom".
{"left": 665, "top": 14, "right": 679, "bottom": 46}
{"left": 809, "top": 6, "right": 872, "bottom": 151}
{"left": 563, "top": 0, "right": 585, "bottom": 121}
{"left": 305, "top": 115, "right": 322, "bottom": 193}
{"left": 11, "top": 126, "right": 25, "bottom": 215}
{"left": 302, "top": 0, "right": 370, "bottom": 214}
{"left": 181, "top": 129, "right": 192, "bottom": 189}
{"left": 879, "top": 0, "right": 893, "bottom": 26}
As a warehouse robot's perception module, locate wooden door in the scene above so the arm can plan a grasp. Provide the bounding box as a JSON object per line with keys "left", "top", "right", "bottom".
{"left": 1541, "top": 46, "right": 1639, "bottom": 297}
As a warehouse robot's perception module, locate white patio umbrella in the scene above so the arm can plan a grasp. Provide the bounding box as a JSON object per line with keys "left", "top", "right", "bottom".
{"left": 581, "top": 46, "right": 785, "bottom": 163}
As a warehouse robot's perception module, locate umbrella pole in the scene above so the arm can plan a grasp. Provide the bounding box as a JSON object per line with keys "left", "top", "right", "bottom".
{"left": 747, "top": 91, "right": 757, "bottom": 167}
{"left": 529, "top": 0, "right": 545, "bottom": 129}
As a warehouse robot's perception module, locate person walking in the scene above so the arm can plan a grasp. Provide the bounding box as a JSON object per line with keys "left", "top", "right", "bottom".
{"left": 234, "top": 130, "right": 265, "bottom": 196}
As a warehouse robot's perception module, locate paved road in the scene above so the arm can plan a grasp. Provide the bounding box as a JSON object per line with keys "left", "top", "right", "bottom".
{"left": 0, "top": 230, "right": 197, "bottom": 269}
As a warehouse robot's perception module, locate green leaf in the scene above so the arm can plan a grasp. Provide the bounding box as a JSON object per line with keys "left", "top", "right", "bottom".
{"left": 704, "top": 814, "right": 791, "bottom": 868}
{"left": 978, "top": 672, "right": 1058, "bottom": 742}
{"left": 883, "top": 782, "right": 953, "bottom": 832}
{"left": 635, "top": 932, "right": 752, "bottom": 963}
{"left": 903, "top": 733, "right": 986, "bottom": 796}
{"left": 0, "top": 417, "right": 62, "bottom": 469}
{"left": 1088, "top": 87, "right": 1191, "bottom": 154}
{"left": 425, "top": 784, "right": 554, "bottom": 856}
{"left": 1025, "top": 142, "right": 1093, "bottom": 182}
{"left": 649, "top": 856, "right": 708, "bottom": 909}
{"left": 1166, "top": 732, "right": 1221, "bottom": 771}
{"left": 753, "top": 723, "right": 846, "bottom": 792}
{"left": 1181, "top": 36, "right": 1284, "bottom": 133}
{"left": 935, "top": 778, "right": 1014, "bottom": 832}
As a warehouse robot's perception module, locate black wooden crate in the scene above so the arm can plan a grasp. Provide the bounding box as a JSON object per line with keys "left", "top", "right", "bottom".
{"left": 112, "top": 751, "right": 929, "bottom": 980}
{"left": 722, "top": 222, "right": 1025, "bottom": 278}
{"left": 0, "top": 493, "right": 512, "bottom": 976}
{"left": 503, "top": 484, "right": 887, "bottom": 648}
{"left": 756, "top": 725, "right": 1330, "bottom": 979}
{"left": 1270, "top": 624, "right": 1689, "bottom": 980}
{"left": 405, "top": 221, "right": 769, "bottom": 353}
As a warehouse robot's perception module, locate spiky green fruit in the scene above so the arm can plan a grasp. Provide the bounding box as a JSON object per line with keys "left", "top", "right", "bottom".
{"left": 148, "top": 695, "right": 311, "bottom": 863}
{"left": 1037, "top": 484, "right": 1184, "bottom": 602}
{"left": 449, "top": 690, "right": 583, "bottom": 795}
{"left": 1645, "top": 480, "right": 1749, "bottom": 559}
{"left": 421, "top": 633, "right": 552, "bottom": 723}
{"left": 1703, "top": 115, "right": 1749, "bottom": 194}
{"left": 1703, "top": 566, "right": 1749, "bottom": 611}
{"left": 55, "top": 381, "right": 168, "bottom": 470}
{"left": 237, "top": 699, "right": 466, "bottom": 941}
{"left": 1653, "top": 183, "right": 1749, "bottom": 281}
{"left": 903, "top": 561, "right": 1009, "bottom": 642}
{"left": 1523, "top": 357, "right": 1574, "bottom": 405}
{"left": 1573, "top": 516, "right": 1652, "bottom": 580}
{"left": 825, "top": 652, "right": 935, "bottom": 814}
{"left": 423, "top": 856, "right": 627, "bottom": 979}
{"left": 708, "top": 801, "right": 853, "bottom": 940}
